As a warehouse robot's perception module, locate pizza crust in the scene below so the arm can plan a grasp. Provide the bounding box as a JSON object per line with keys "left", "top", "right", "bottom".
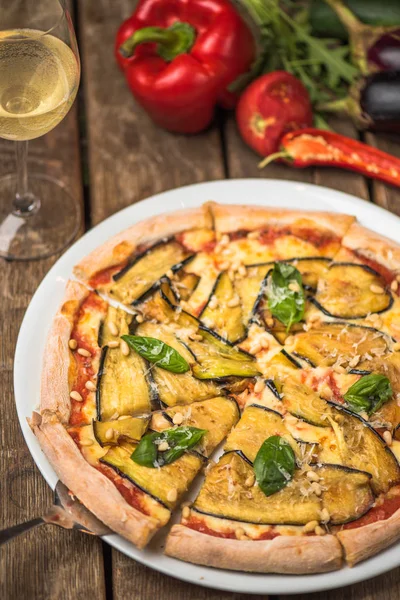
{"left": 341, "top": 223, "right": 400, "bottom": 274}
{"left": 74, "top": 204, "right": 213, "bottom": 283}
{"left": 40, "top": 280, "right": 90, "bottom": 423}
{"left": 165, "top": 525, "right": 342, "bottom": 574}
{"left": 30, "top": 412, "right": 160, "bottom": 548}
{"left": 337, "top": 507, "right": 400, "bottom": 566}
{"left": 209, "top": 202, "right": 356, "bottom": 237}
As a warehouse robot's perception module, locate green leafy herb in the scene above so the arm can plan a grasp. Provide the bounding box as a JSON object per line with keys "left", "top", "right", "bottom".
{"left": 253, "top": 435, "right": 296, "bottom": 496}
{"left": 130, "top": 426, "right": 206, "bottom": 468}
{"left": 267, "top": 262, "right": 305, "bottom": 330}
{"left": 239, "top": 0, "right": 359, "bottom": 105}
{"left": 121, "top": 335, "right": 190, "bottom": 373}
{"left": 344, "top": 374, "right": 393, "bottom": 416}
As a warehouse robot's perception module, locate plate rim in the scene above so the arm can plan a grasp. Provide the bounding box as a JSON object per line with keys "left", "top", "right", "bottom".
{"left": 14, "top": 178, "right": 400, "bottom": 595}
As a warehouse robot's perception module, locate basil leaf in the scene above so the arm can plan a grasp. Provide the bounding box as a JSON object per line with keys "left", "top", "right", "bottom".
{"left": 253, "top": 435, "right": 296, "bottom": 496}
{"left": 344, "top": 373, "right": 392, "bottom": 416}
{"left": 131, "top": 426, "right": 206, "bottom": 468}
{"left": 121, "top": 335, "right": 190, "bottom": 373}
{"left": 266, "top": 263, "right": 305, "bottom": 331}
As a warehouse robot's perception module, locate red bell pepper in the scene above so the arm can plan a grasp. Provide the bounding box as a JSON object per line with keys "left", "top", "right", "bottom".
{"left": 115, "top": 0, "right": 255, "bottom": 134}
{"left": 259, "top": 128, "right": 400, "bottom": 188}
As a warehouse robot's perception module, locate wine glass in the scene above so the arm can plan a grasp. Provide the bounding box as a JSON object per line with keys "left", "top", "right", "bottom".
{"left": 0, "top": 0, "right": 81, "bottom": 260}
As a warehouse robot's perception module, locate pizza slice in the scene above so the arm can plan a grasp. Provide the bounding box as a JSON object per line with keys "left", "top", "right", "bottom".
{"left": 166, "top": 403, "right": 375, "bottom": 573}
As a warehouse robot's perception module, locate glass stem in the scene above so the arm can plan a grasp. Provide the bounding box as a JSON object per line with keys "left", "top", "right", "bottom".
{"left": 13, "top": 141, "right": 40, "bottom": 217}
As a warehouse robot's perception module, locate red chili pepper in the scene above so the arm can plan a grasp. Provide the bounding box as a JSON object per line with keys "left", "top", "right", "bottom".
{"left": 115, "top": 0, "right": 255, "bottom": 134}
{"left": 260, "top": 128, "right": 400, "bottom": 188}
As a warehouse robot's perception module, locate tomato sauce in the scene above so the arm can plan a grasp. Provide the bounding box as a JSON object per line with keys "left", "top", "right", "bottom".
{"left": 258, "top": 226, "right": 338, "bottom": 248}
{"left": 88, "top": 263, "right": 127, "bottom": 288}
{"left": 97, "top": 464, "right": 153, "bottom": 517}
{"left": 186, "top": 515, "right": 281, "bottom": 541}
{"left": 342, "top": 487, "right": 400, "bottom": 530}
{"left": 69, "top": 293, "right": 107, "bottom": 426}
{"left": 186, "top": 516, "right": 236, "bottom": 539}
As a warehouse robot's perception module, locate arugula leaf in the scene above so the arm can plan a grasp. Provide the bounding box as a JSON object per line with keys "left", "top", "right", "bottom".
{"left": 239, "top": 0, "right": 359, "bottom": 106}
{"left": 131, "top": 426, "right": 207, "bottom": 468}
{"left": 266, "top": 262, "right": 305, "bottom": 330}
{"left": 121, "top": 335, "right": 189, "bottom": 373}
{"left": 344, "top": 374, "right": 392, "bottom": 416}
{"left": 254, "top": 435, "right": 296, "bottom": 496}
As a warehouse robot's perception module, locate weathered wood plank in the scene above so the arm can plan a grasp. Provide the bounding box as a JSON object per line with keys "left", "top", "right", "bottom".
{"left": 0, "top": 90, "right": 106, "bottom": 600}
{"left": 366, "top": 132, "right": 400, "bottom": 217}
{"left": 78, "top": 1, "right": 226, "bottom": 597}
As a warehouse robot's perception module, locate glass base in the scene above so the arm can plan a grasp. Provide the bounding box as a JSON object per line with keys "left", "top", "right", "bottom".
{"left": 0, "top": 173, "right": 80, "bottom": 261}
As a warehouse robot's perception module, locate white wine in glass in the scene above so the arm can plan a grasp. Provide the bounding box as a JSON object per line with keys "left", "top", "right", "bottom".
{"left": 0, "top": 0, "right": 81, "bottom": 260}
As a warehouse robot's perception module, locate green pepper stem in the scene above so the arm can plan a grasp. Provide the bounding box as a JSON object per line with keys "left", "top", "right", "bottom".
{"left": 258, "top": 150, "right": 292, "bottom": 169}
{"left": 119, "top": 22, "right": 196, "bottom": 62}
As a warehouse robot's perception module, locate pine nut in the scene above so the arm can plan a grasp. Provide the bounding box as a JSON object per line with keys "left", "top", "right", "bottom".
{"left": 166, "top": 269, "right": 174, "bottom": 279}
{"left": 108, "top": 321, "right": 119, "bottom": 336}
{"left": 77, "top": 348, "right": 91, "bottom": 357}
{"left": 172, "top": 412, "right": 184, "bottom": 425}
{"left": 167, "top": 488, "right": 178, "bottom": 503}
{"left": 219, "top": 234, "right": 230, "bottom": 247}
{"left": 391, "top": 279, "right": 398, "bottom": 292}
{"left": 383, "top": 431, "right": 393, "bottom": 446}
{"left": 120, "top": 340, "right": 130, "bottom": 356}
{"left": 70, "top": 391, "right": 83, "bottom": 402}
{"left": 80, "top": 439, "right": 93, "bottom": 447}
{"left": 315, "top": 525, "right": 326, "bottom": 536}
{"left": 136, "top": 314, "right": 144, "bottom": 323}
{"left": 108, "top": 340, "right": 120, "bottom": 348}
{"left": 118, "top": 415, "right": 131, "bottom": 420}
{"left": 182, "top": 506, "right": 190, "bottom": 519}
{"left": 227, "top": 295, "right": 240, "bottom": 308}
{"left": 370, "top": 284, "right": 385, "bottom": 294}
{"left": 158, "top": 441, "right": 169, "bottom": 452}
{"left": 68, "top": 339, "right": 77, "bottom": 350}
{"left": 260, "top": 337, "right": 269, "bottom": 349}
{"left": 238, "top": 265, "right": 247, "bottom": 277}
{"left": 247, "top": 230, "right": 259, "bottom": 239}
{"left": 208, "top": 295, "right": 219, "bottom": 310}
{"left": 320, "top": 508, "right": 330, "bottom": 522}
{"left": 219, "top": 261, "right": 230, "bottom": 271}
{"left": 254, "top": 379, "right": 265, "bottom": 393}
{"left": 310, "top": 481, "right": 322, "bottom": 496}
{"left": 235, "top": 527, "right": 245, "bottom": 539}
{"left": 306, "top": 471, "right": 320, "bottom": 482}
{"left": 249, "top": 343, "right": 262, "bottom": 355}
{"left": 85, "top": 381, "right": 96, "bottom": 391}
{"left": 303, "top": 520, "right": 319, "bottom": 533}
{"left": 245, "top": 474, "right": 255, "bottom": 487}
{"left": 105, "top": 428, "right": 114, "bottom": 441}
{"left": 348, "top": 354, "right": 360, "bottom": 368}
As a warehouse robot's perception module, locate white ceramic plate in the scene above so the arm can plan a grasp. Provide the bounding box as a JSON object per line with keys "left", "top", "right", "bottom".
{"left": 14, "top": 179, "right": 400, "bottom": 595}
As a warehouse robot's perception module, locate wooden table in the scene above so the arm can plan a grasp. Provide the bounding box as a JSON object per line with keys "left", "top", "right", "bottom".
{"left": 1, "top": 1, "right": 400, "bottom": 598}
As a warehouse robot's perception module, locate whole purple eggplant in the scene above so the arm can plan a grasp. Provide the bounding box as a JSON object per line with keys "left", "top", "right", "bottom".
{"left": 360, "top": 71, "right": 400, "bottom": 132}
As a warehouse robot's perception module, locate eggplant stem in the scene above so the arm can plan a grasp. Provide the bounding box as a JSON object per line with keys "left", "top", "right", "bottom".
{"left": 258, "top": 151, "right": 292, "bottom": 169}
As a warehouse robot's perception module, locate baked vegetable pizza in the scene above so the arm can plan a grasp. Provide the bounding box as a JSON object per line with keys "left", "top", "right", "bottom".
{"left": 31, "top": 202, "right": 400, "bottom": 575}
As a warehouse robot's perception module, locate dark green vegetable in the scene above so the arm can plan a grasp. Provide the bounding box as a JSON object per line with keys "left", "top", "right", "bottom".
{"left": 344, "top": 373, "right": 393, "bottom": 416}
{"left": 267, "top": 263, "right": 305, "bottom": 331}
{"left": 310, "top": 0, "right": 400, "bottom": 41}
{"left": 253, "top": 435, "right": 296, "bottom": 496}
{"left": 131, "top": 426, "right": 206, "bottom": 468}
{"left": 121, "top": 335, "right": 190, "bottom": 373}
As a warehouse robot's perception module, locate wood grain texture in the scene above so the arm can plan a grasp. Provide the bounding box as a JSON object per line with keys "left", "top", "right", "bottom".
{"left": 366, "top": 132, "right": 400, "bottom": 216}
{"left": 78, "top": 0, "right": 224, "bottom": 226}
{"left": 77, "top": 1, "right": 226, "bottom": 598}
{"left": 0, "top": 105, "right": 106, "bottom": 600}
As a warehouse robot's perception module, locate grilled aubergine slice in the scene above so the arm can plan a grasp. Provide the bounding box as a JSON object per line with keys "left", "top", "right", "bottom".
{"left": 109, "top": 238, "right": 194, "bottom": 305}
{"left": 313, "top": 263, "right": 393, "bottom": 319}
{"left": 192, "top": 451, "right": 373, "bottom": 526}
